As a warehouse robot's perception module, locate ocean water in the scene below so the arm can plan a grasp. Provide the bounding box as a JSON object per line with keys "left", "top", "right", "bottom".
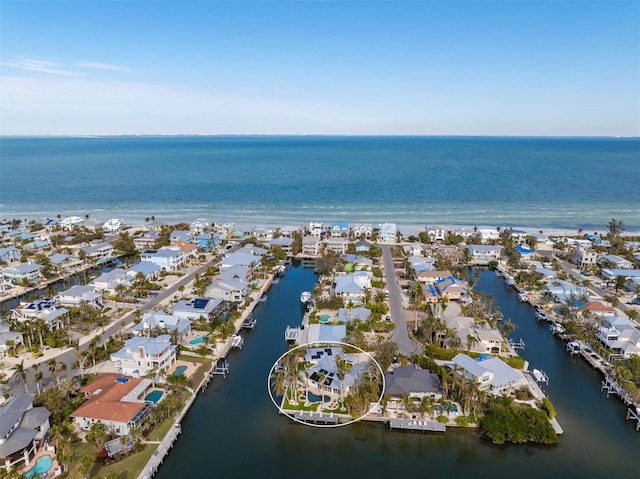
{"left": 1, "top": 136, "right": 638, "bottom": 230}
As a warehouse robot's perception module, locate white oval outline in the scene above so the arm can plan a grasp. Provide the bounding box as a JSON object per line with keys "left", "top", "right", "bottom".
{"left": 267, "top": 340, "right": 386, "bottom": 428}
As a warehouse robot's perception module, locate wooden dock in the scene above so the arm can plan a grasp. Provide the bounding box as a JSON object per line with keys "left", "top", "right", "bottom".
{"left": 294, "top": 411, "right": 340, "bottom": 424}
{"left": 285, "top": 326, "right": 300, "bottom": 342}
{"left": 389, "top": 418, "right": 446, "bottom": 433}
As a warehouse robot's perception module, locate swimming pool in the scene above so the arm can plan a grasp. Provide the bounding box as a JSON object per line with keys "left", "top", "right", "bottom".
{"left": 319, "top": 314, "right": 330, "bottom": 324}
{"left": 434, "top": 405, "right": 458, "bottom": 414}
{"left": 306, "top": 393, "right": 331, "bottom": 403}
{"left": 24, "top": 455, "right": 53, "bottom": 479}
{"left": 145, "top": 390, "right": 163, "bottom": 403}
{"left": 189, "top": 335, "right": 208, "bottom": 345}
{"left": 173, "top": 365, "right": 187, "bottom": 376}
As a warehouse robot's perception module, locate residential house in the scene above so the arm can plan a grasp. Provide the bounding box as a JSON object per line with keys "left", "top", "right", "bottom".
{"left": 132, "top": 313, "right": 192, "bottom": 343}
{"left": 585, "top": 301, "right": 617, "bottom": 317}
{"left": 212, "top": 220, "right": 236, "bottom": 237}
{"left": 544, "top": 280, "right": 588, "bottom": 299}
{"left": 196, "top": 233, "right": 220, "bottom": 251}
{"left": 0, "top": 394, "right": 51, "bottom": 471}
{"left": 11, "top": 298, "right": 67, "bottom": 330}
{"left": 236, "top": 244, "right": 268, "bottom": 257}
{"left": 478, "top": 228, "right": 500, "bottom": 243}
{"left": 55, "top": 285, "right": 104, "bottom": 308}
{"left": 598, "top": 254, "right": 634, "bottom": 270}
{"left": 0, "top": 247, "right": 20, "bottom": 264}
{"left": 303, "top": 347, "right": 367, "bottom": 396}
{"left": 80, "top": 242, "right": 114, "bottom": 263}
{"left": 269, "top": 237, "right": 294, "bottom": 255}
{"left": 506, "top": 229, "right": 528, "bottom": 246}
{"left": 309, "top": 222, "right": 324, "bottom": 237}
{"left": 384, "top": 365, "right": 442, "bottom": 401}
{"left": 133, "top": 230, "right": 161, "bottom": 250}
{"left": 378, "top": 223, "right": 397, "bottom": 242}
{"left": 142, "top": 246, "right": 187, "bottom": 272}
{"left": 415, "top": 270, "right": 453, "bottom": 286}
{"left": 467, "top": 245, "right": 502, "bottom": 265}
{"left": 92, "top": 268, "right": 129, "bottom": 294}
{"left": 426, "top": 226, "right": 448, "bottom": 242}
{"left": 23, "top": 240, "right": 52, "bottom": 252}
{"left": 444, "top": 316, "right": 503, "bottom": 354}
{"left": 408, "top": 255, "right": 436, "bottom": 274}
{"left": 190, "top": 219, "right": 210, "bottom": 234}
{"left": 324, "top": 237, "right": 348, "bottom": 255}
{"left": 570, "top": 247, "right": 598, "bottom": 269}
{"left": 59, "top": 216, "right": 84, "bottom": 230}
{"left": 48, "top": 253, "right": 82, "bottom": 272}
{"left": 329, "top": 222, "right": 350, "bottom": 237}
{"left": 515, "top": 246, "right": 535, "bottom": 260}
{"left": 127, "top": 262, "right": 161, "bottom": 282}
{"left": 452, "top": 354, "right": 528, "bottom": 394}
{"left": 596, "top": 316, "right": 640, "bottom": 359}
{"left": 170, "top": 230, "right": 193, "bottom": 244}
{"left": 306, "top": 324, "right": 347, "bottom": 344}
{"left": 220, "top": 252, "right": 261, "bottom": 271}
{"left": 171, "top": 297, "right": 226, "bottom": 321}
{"left": 333, "top": 271, "right": 372, "bottom": 305}
{"left": 352, "top": 224, "right": 373, "bottom": 239}
{"left": 354, "top": 240, "right": 371, "bottom": 253}
{"left": 71, "top": 374, "right": 153, "bottom": 437}
{"left": 110, "top": 335, "right": 176, "bottom": 377}
{"left": 102, "top": 219, "right": 124, "bottom": 233}
{"left": 205, "top": 268, "right": 251, "bottom": 303}
{"left": 301, "top": 236, "right": 321, "bottom": 256}
{"left": 0, "top": 321, "right": 23, "bottom": 358}
{"left": 2, "top": 263, "right": 42, "bottom": 285}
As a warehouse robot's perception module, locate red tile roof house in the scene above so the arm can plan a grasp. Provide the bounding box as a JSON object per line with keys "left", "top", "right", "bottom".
{"left": 71, "top": 374, "right": 153, "bottom": 437}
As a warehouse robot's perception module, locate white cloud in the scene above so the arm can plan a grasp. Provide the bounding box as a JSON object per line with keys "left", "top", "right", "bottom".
{"left": 74, "top": 62, "right": 129, "bottom": 72}
{"left": 1, "top": 58, "right": 83, "bottom": 77}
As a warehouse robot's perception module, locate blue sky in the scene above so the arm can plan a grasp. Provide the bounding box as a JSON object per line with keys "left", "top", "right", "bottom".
{"left": 1, "top": 0, "right": 638, "bottom": 136}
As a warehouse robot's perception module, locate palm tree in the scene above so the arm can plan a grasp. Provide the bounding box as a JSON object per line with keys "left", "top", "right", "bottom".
{"left": 13, "top": 360, "right": 28, "bottom": 393}
{"left": 466, "top": 333, "right": 479, "bottom": 353}
{"left": 34, "top": 370, "right": 44, "bottom": 395}
{"left": 48, "top": 358, "right": 59, "bottom": 387}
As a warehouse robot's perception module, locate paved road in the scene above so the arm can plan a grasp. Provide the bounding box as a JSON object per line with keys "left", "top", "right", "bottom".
{"left": 3, "top": 254, "right": 223, "bottom": 396}
{"left": 380, "top": 245, "right": 422, "bottom": 357}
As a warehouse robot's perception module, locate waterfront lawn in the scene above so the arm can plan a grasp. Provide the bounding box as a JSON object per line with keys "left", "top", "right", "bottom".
{"left": 147, "top": 390, "right": 192, "bottom": 442}
{"left": 177, "top": 354, "right": 213, "bottom": 389}
{"left": 94, "top": 444, "right": 158, "bottom": 479}
{"left": 282, "top": 390, "right": 321, "bottom": 412}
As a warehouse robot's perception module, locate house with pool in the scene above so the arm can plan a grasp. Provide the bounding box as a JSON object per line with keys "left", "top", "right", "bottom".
{"left": 71, "top": 374, "right": 156, "bottom": 437}
{"left": 302, "top": 347, "right": 368, "bottom": 398}
{"left": 451, "top": 354, "right": 528, "bottom": 395}
{"left": 0, "top": 394, "right": 51, "bottom": 472}
{"left": 132, "top": 313, "right": 192, "bottom": 343}
{"left": 110, "top": 335, "right": 177, "bottom": 377}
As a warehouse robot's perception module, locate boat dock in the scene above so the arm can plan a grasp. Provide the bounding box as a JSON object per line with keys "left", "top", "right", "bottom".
{"left": 285, "top": 326, "right": 301, "bottom": 342}
{"left": 294, "top": 411, "right": 340, "bottom": 424}
{"left": 389, "top": 418, "right": 446, "bottom": 433}
{"left": 242, "top": 317, "right": 256, "bottom": 329}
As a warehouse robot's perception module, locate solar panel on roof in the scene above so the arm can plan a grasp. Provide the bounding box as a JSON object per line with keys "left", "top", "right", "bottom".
{"left": 192, "top": 298, "right": 209, "bottom": 309}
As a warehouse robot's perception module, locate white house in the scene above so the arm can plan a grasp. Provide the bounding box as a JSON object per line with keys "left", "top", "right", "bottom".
{"left": 478, "top": 229, "right": 500, "bottom": 243}
{"left": 2, "top": 263, "right": 42, "bottom": 285}
{"left": 333, "top": 271, "right": 372, "bottom": 305}
{"left": 302, "top": 236, "right": 321, "bottom": 255}
{"left": 598, "top": 254, "right": 634, "bottom": 270}
{"left": 110, "top": 335, "right": 176, "bottom": 377}
{"left": 132, "top": 313, "right": 192, "bottom": 343}
{"left": 452, "top": 354, "right": 527, "bottom": 394}
{"left": 426, "top": 226, "right": 448, "bottom": 242}
{"left": 309, "top": 222, "right": 324, "bottom": 237}
{"left": 378, "top": 223, "right": 397, "bottom": 243}
{"left": 467, "top": 245, "right": 502, "bottom": 265}
{"left": 55, "top": 285, "right": 104, "bottom": 308}
{"left": 59, "top": 216, "right": 84, "bottom": 230}
{"left": 11, "top": 298, "right": 67, "bottom": 330}
{"left": 141, "top": 246, "right": 187, "bottom": 272}
{"left": 352, "top": 224, "right": 373, "bottom": 239}
{"left": 596, "top": 316, "right": 640, "bottom": 359}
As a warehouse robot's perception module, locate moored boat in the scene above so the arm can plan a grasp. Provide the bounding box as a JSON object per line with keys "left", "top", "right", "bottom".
{"left": 300, "top": 291, "right": 312, "bottom": 303}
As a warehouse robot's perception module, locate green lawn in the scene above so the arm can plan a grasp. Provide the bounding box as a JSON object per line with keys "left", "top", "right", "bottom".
{"left": 94, "top": 444, "right": 158, "bottom": 479}
{"left": 176, "top": 354, "right": 213, "bottom": 389}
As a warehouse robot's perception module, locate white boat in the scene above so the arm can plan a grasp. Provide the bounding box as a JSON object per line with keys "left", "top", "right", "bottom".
{"left": 230, "top": 335, "right": 244, "bottom": 349}
{"left": 518, "top": 291, "right": 528, "bottom": 302}
{"left": 550, "top": 322, "right": 566, "bottom": 335}
{"left": 535, "top": 309, "right": 548, "bottom": 322}
{"left": 300, "top": 291, "right": 312, "bottom": 303}
{"left": 567, "top": 341, "right": 581, "bottom": 355}
{"left": 532, "top": 368, "right": 549, "bottom": 384}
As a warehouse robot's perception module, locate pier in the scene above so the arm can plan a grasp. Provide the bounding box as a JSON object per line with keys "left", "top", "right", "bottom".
{"left": 242, "top": 317, "right": 257, "bottom": 329}
{"left": 293, "top": 411, "right": 340, "bottom": 424}
{"left": 285, "top": 326, "right": 301, "bottom": 342}
{"left": 389, "top": 418, "right": 446, "bottom": 433}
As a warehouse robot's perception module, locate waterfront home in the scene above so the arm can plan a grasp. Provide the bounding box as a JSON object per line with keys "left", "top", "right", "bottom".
{"left": 324, "top": 236, "right": 348, "bottom": 254}
{"left": 533, "top": 264, "right": 557, "bottom": 280}
{"left": 384, "top": 365, "right": 442, "bottom": 401}
{"left": 333, "top": 271, "right": 373, "bottom": 305}
{"left": 127, "top": 262, "right": 161, "bottom": 281}
{"left": 102, "top": 218, "right": 124, "bottom": 233}
{"left": 301, "top": 236, "right": 321, "bottom": 255}
{"left": 55, "top": 285, "right": 104, "bottom": 308}
{"left": 479, "top": 228, "right": 500, "bottom": 243}
{"left": 515, "top": 246, "right": 535, "bottom": 260}
{"left": 350, "top": 256, "right": 373, "bottom": 270}
{"left": 236, "top": 244, "right": 268, "bottom": 257}
{"left": 467, "top": 245, "right": 502, "bottom": 265}
{"left": 585, "top": 301, "right": 617, "bottom": 317}
{"left": 172, "top": 297, "right": 226, "bottom": 321}
{"left": 452, "top": 228, "right": 474, "bottom": 240}
{"left": 0, "top": 329, "right": 24, "bottom": 358}
{"left": 190, "top": 218, "right": 210, "bottom": 234}
{"left": 133, "top": 230, "right": 161, "bottom": 249}
{"left": 11, "top": 298, "right": 67, "bottom": 331}
{"left": 268, "top": 237, "right": 294, "bottom": 255}
{"left": 408, "top": 255, "right": 436, "bottom": 274}
{"left": 596, "top": 316, "right": 640, "bottom": 359}
{"left": 378, "top": 223, "right": 397, "bottom": 243}
{"left": 335, "top": 307, "right": 371, "bottom": 323}
{"left": 48, "top": 252, "right": 83, "bottom": 272}
{"left": 570, "top": 247, "right": 598, "bottom": 269}
{"left": 445, "top": 316, "right": 503, "bottom": 354}
{"left": 213, "top": 220, "right": 236, "bottom": 237}
{"left": 415, "top": 270, "right": 453, "bottom": 286}
{"left": 92, "top": 268, "right": 128, "bottom": 294}
{"left": 306, "top": 324, "right": 347, "bottom": 344}
{"left": 0, "top": 247, "right": 21, "bottom": 264}
{"left": 0, "top": 394, "right": 51, "bottom": 472}
{"left": 355, "top": 240, "right": 371, "bottom": 253}
{"left": 220, "top": 252, "right": 261, "bottom": 270}
{"left": 426, "top": 225, "right": 448, "bottom": 242}
{"left": 170, "top": 230, "right": 193, "bottom": 244}
{"left": 598, "top": 254, "right": 634, "bottom": 270}
{"left": 600, "top": 269, "right": 640, "bottom": 284}
{"left": 110, "top": 335, "right": 176, "bottom": 377}
{"left": 451, "top": 354, "right": 528, "bottom": 394}
{"left": 309, "top": 222, "right": 324, "bottom": 237}
{"left": 141, "top": 246, "right": 187, "bottom": 272}
{"left": 71, "top": 374, "right": 153, "bottom": 437}
{"left": 132, "top": 313, "right": 191, "bottom": 343}
{"left": 506, "top": 229, "right": 528, "bottom": 245}
{"left": 23, "top": 240, "right": 52, "bottom": 251}
{"left": 352, "top": 223, "right": 373, "bottom": 239}
{"left": 1, "top": 263, "right": 42, "bottom": 285}
{"left": 59, "top": 216, "right": 84, "bottom": 230}
{"left": 544, "top": 280, "right": 588, "bottom": 299}
{"left": 80, "top": 241, "right": 114, "bottom": 263}
{"left": 304, "top": 348, "right": 367, "bottom": 397}
{"left": 329, "top": 222, "right": 350, "bottom": 237}
{"left": 433, "top": 276, "right": 469, "bottom": 302}
{"left": 205, "top": 273, "right": 251, "bottom": 303}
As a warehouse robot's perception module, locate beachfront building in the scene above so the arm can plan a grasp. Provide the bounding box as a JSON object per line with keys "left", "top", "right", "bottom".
{"left": 11, "top": 298, "right": 67, "bottom": 331}
{"left": 309, "top": 222, "right": 324, "bottom": 237}
{"left": 110, "top": 335, "right": 176, "bottom": 377}
{"left": 570, "top": 247, "right": 598, "bottom": 269}
{"left": 71, "top": 374, "right": 153, "bottom": 437}
{"left": 102, "top": 219, "right": 124, "bottom": 233}
{"left": 515, "top": 246, "right": 535, "bottom": 260}
{"left": 451, "top": 354, "right": 528, "bottom": 394}
{"left": 329, "top": 222, "right": 350, "bottom": 237}
{"left": 133, "top": 230, "right": 161, "bottom": 250}
{"left": 333, "top": 271, "right": 372, "bottom": 305}
{"left": 1, "top": 263, "right": 42, "bottom": 285}
{"left": 467, "top": 245, "right": 502, "bottom": 265}
{"left": 55, "top": 285, "right": 104, "bottom": 308}
{"left": 596, "top": 316, "right": 640, "bottom": 359}
{"left": 479, "top": 229, "right": 500, "bottom": 243}
{"left": 171, "top": 297, "right": 226, "bottom": 321}
{"left": 190, "top": 219, "right": 210, "bottom": 234}
{"left": 132, "top": 313, "right": 191, "bottom": 343}
{"left": 384, "top": 365, "right": 443, "bottom": 401}
{"left": 426, "top": 226, "right": 448, "bottom": 242}
{"left": 213, "top": 220, "right": 236, "bottom": 238}
{"left": 352, "top": 224, "right": 373, "bottom": 239}
{"left": 0, "top": 394, "right": 51, "bottom": 472}
{"left": 378, "top": 223, "right": 397, "bottom": 243}
{"left": 301, "top": 236, "right": 321, "bottom": 256}
{"left": 59, "top": 216, "right": 84, "bottom": 230}
{"left": 0, "top": 247, "right": 20, "bottom": 264}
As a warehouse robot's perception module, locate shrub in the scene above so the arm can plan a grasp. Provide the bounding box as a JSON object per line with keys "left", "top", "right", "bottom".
{"left": 437, "top": 415, "right": 448, "bottom": 424}
{"left": 540, "top": 397, "right": 556, "bottom": 419}
{"left": 502, "top": 355, "right": 525, "bottom": 369}
{"left": 455, "top": 416, "right": 469, "bottom": 427}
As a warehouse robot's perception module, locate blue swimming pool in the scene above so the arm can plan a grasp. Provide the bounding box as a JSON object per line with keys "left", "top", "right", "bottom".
{"left": 145, "top": 390, "right": 163, "bottom": 403}
{"left": 24, "top": 455, "right": 53, "bottom": 479}
{"left": 319, "top": 314, "right": 330, "bottom": 323}
{"left": 306, "top": 393, "right": 330, "bottom": 403}
{"left": 189, "top": 335, "right": 208, "bottom": 345}
{"left": 173, "top": 365, "right": 187, "bottom": 376}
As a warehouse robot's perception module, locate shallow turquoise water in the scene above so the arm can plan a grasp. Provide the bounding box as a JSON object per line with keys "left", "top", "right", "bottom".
{"left": 173, "top": 365, "right": 187, "bottom": 376}
{"left": 145, "top": 390, "right": 163, "bottom": 403}
{"left": 24, "top": 455, "right": 52, "bottom": 479}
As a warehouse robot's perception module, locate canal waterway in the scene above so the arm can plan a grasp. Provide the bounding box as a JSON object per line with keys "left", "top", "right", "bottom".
{"left": 155, "top": 265, "right": 639, "bottom": 479}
